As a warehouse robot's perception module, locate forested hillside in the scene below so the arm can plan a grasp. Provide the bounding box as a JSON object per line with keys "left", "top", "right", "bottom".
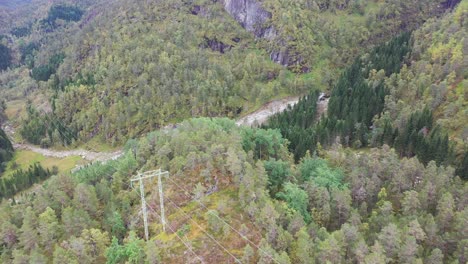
{"left": 259, "top": 0, "right": 451, "bottom": 73}
{"left": 265, "top": 32, "right": 412, "bottom": 159}
{"left": 0, "top": 128, "right": 13, "bottom": 174}
{"left": 0, "top": 118, "right": 466, "bottom": 263}
{"left": 265, "top": 1, "right": 467, "bottom": 179}
{"left": 0, "top": 0, "right": 466, "bottom": 263}
{"left": 50, "top": 0, "right": 458, "bottom": 145}
{"left": 1, "top": 0, "right": 457, "bottom": 146}
{"left": 375, "top": 1, "right": 468, "bottom": 177}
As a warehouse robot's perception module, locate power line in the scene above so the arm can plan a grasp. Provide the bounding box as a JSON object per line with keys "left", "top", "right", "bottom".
{"left": 39, "top": 112, "right": 76, "bottom": 147}
{"left": 163, "top": 176, "right": 281, "bottom": 264}
{"left": 146, "top": 203, "right": 206, "bottom": 264}
{"left": 43, "top": 115, "right": 120, "bottom": 163}
{"left": 126, "top": 180, "right": 206, "bottom": 263}
{"left": 164, "top": 196, "right": 242, "bottom": 264}
{"left": 75, "top": 163, "right": 266, "bottom": 263}
{"left": 130, "top": 169, "right": 169, "bottom": 240}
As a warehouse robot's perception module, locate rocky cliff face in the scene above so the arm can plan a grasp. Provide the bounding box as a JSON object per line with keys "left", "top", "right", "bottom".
{"left": 221, "top": 0, "right": 276, "bottom": 39}
{"left": 220, "top": 0, "right": 294, "bottom": 66}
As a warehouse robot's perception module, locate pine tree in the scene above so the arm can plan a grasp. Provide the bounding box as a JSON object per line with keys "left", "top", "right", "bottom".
{"left": 455, "top": 150, "right": 468, "bottom": 180}
{"left": 38, "top": 207, "right": 61, "bottom": 253}
{"left": 294, "top": 228, "right": 314, "bottom": 264}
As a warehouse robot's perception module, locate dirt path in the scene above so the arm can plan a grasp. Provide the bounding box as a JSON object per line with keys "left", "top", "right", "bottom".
{"left": 2, "top": 123, "right": 123, "bottom": 162}
{"left": 12, "top": 143, "right": 123, "bottom": 162}
{"left": 2, "top": 95, "right": 325, "bottom": 161}
{"left": 236, "top": 96, "right": 300, "bottom": 126}
{"left": 236, "top": 94, "right": 329, "bottom": 127}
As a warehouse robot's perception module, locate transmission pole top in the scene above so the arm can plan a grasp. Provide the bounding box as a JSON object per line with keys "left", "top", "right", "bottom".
{"left": 130, "top": 169, "right": 169, "bottom": 240}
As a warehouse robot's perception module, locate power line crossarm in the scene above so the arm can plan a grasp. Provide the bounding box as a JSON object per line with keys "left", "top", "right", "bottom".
{"left": 130, "top": 171, "right": 168, "bottom": 182}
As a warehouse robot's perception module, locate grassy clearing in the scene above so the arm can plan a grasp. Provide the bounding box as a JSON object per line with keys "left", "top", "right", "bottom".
{"left": 2, "top": 150, "right": 83, "bottom": 178}
{"left": 5, "top": 99, "right": 26, "bottom": 121}
{"left": 82, "top": 137, "right": 120, "bottom": 152}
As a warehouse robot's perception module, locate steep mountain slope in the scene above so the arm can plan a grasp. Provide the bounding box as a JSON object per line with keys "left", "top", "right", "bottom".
{"left": 0, "top": 118, "right": 466, "bottom": 263}
{"left": 376, "top": 1, "right": 467, "bottom": 145}
{"left": 53, "top": 1, "right": 452, "bottom": 142}
{"left": 1, "top": 0, "right": 454, "bottom": 147}
{"left": 53, "top": 0, "right": 291, "bottom": 144}
{"left": 375, "top": 1, "right": 468, "bottom": 177}
{"left": 223, "top": 0, "right": 456, "bottom": 75}
{"left": 264, "top": 1, "right": 467, "bottom": 178}
{"left": 0, "top": 2, "right": 466, "bottom": 263}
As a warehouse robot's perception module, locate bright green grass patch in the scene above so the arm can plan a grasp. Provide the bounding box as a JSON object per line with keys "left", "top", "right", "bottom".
{"left": 5, "top": 99, "right": 26, "bottom": 121}
{"left": 336, "top": 11, "right": 366, "bottom": 26}
{"left": 308, "top": 58, "right": 332, "bottom": 91}
{"left": 300, "top": 71, "right": 315, "bottom": 82}
{"left": 364, "top": 1, "right": 380, "bottom": 14}
{"left": 82, "top": 137, "right": 119, "bottom": 152}
{"left": 3, "top": 150, "right": 83, "bottom": 178}
{"left": 154, "top": 228, "right": 176, "bottom": 242}
{"left": 455, "top": 80, "right": 466, "bottom": 96}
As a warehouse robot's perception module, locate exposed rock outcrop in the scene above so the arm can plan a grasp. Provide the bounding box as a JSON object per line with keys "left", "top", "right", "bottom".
{"left": 270, "top": 47, "right": 290, "bottom": 66}
{"left": 201, "top": 37, "right": 232, "bottom": 53}
{"left": 190, "top": 5, "right": 209, "bottom": 17}
{"left": 219, "top": 0, "right": 309, "bottom": 69}
{"left": 221, "top": 0, "right": 275, "bottom": 39}
{"left": 219, "top": 0, "right": 295, "bottom": 67}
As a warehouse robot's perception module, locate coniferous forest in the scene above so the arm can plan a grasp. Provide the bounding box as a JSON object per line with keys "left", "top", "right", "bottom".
{"left": 0, "top": 128, "right": 13, "bottom": 173}
{"left": 0, "top": 0, "right": 466, "bottom": 263}
{"left": 264, "top": 32, "right": 462, "bottom": 172}
{"left": 265, "top": 33, "right": 413, "bottom": 159}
